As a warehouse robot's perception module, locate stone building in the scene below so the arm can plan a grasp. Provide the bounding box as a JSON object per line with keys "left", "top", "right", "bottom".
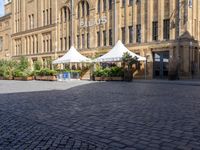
{"left": 0, "top": 0, "right": 200, "bottom": 79}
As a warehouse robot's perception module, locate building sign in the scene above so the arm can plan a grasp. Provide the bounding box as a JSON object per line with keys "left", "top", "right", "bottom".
{"left": 189, "top": 0, "right": 193, "bottom": 8}
{"left": 80, "top": 16, "right": 107, "bottom": 28}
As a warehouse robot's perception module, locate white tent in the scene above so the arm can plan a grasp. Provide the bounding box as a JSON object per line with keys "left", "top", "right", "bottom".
{"left": 53, "top": 46, "right": 91, "bottom": 64}
{"left": 94, "top": 40, "right": 146, "bottom": 62}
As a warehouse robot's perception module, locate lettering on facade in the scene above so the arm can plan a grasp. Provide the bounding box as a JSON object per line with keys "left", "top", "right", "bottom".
{"left": 80, "top": 16, "right": 107, "bottom": 28}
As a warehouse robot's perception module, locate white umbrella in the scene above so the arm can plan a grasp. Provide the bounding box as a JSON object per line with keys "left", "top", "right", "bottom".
{"left": 94, "top": 40, "right": 146, "bottom": 62}
{"left": 53, "top": 46, "right": 91, "bottom": 64}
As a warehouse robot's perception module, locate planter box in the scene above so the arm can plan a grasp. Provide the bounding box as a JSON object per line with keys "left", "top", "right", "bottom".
{"left": 95, "top": 77, "right": 102, "bottom": 81}
{"left": 95, "top": 77, "right": 123, "bottom": 81}
{"left": 111, "top": 77, "right": 123, "bottom": 81}
{"left": 36, "top": 76, "right": 57, "bottom": 81}
{"left": 14, "top": 76, "right": 33, "bottom": 81}
{"left": 3, "top": 77, "right": 13, "bottom": 80}
{"left": 103, "top": 77, "right": 111, "bottom": 81}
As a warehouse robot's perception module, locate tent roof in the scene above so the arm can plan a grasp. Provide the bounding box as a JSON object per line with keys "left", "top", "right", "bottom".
{"left": 94, "top": 40, "right": 146, "bottom": 62}
{"left": 52, "top": 46, "right": 91, "bottom": 64}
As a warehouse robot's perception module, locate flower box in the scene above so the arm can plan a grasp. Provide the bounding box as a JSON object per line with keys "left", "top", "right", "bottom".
{"left": 111, "top": 77, "right": 123, "bottom": 81}
{"left": 35, "top": 76, "right": 57, "bottom": 81}
{"left": 103, "top": 77, "right": 112, "bottom": 81}
{"left": 95, "top": 77, "right": 102, "bottom": 81}
{"left": 14, "top": 76, "right": 33, "bottom": 81}
{"left": 3, "top": 77, "right": 13, "bottom": 80}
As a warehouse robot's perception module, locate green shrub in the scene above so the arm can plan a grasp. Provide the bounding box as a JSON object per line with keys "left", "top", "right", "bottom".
{"left": 37, "top": 68, "right": 57, "bottom": 76}
{"left": 93, "top": 67, "right": 123, "bottom": 77}
{"left": 33, "top": 60, "right": 42, "bottom": 71}
{"left": 17, "top": 56, "right": 29, "bottom": 71}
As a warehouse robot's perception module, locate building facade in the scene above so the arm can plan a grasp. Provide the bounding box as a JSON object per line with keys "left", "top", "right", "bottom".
{"left": 0, "top": 0, "right": 200, "bottom": 79}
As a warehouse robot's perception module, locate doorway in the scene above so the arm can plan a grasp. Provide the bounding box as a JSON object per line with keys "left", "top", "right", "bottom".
{"left": 153, "top": 51, "right": 169, "bottom": 79}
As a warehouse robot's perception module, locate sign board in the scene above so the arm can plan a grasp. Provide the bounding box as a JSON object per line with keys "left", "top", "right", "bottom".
{"left": 80, "top": 16, "right": 107, "bottom": 28}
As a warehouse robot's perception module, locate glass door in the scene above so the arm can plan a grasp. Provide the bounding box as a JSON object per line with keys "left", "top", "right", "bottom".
{"left": 153, "top": 51, "right": 169, "bottom": 79}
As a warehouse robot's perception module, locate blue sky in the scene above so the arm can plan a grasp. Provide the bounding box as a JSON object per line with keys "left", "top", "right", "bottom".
{"left": 0, "top": 0, "right": 4, "bottom": 16}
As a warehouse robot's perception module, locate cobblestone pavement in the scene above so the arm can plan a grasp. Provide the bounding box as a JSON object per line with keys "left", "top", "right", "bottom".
{"left": 0, "top": 80, "right": 200, "bottom": 150}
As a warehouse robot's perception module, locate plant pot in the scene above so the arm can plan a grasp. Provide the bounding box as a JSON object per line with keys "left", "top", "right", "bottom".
{"left": 0, "top": 77, "right": 3, "bottom": 80}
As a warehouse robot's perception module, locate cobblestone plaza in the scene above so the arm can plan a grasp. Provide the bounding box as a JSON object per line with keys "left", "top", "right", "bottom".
{"left": 0, "top": 80, "right": 200, "bottom": 149}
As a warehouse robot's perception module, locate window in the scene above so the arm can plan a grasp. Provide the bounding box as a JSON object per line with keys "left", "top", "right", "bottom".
{"left": 87, "top": 33, "right": 90, "bottom": 48}
{"left": 97, "top": 32, "right": 100, "bottom": 47}
{"left": 0, "top": 37, "right": 3, "bottom": 51}
{"left": 43, "top": 10, "right": 45, "bottom": 26}
{"left": 121, "top": 27, "right": 125, "bottom": 44}
{"left": 82, "top": 1, "right": 85, "bottom": 17}
{"left": 163, "top": 19, "right": 170, "bottom": 40}
{"left": 64, "top": 7, "right": 67, "bottom": 22}
{"left": 103, "top": 30, "right": 106, "bottom": 46}
{"left": 82, "top": 34, "right": 85, "bottom": 48}
{"left": 77, "top": 35, "right": 80, "bottom": 49}
{"left": 46, "top": 9, "right": 49, "bottom": 24}
{"left": 64, "top": 37, "right": 67, "bottom": 50}
{"left": 109, "top": 29, "right": 112, "bottom": 46}
{"left": 103, "top": 0, "right": 107, "bottom": 11}
{"left": 86, "top": 2, "right": 90, "bottom": 16}
{"left": 78, "top": 4, "right": 80, "bottom": 18}
{"left": 122, "top": 0, "right": 125, "bottom": 7}
{"left": 60, "top": 38, "right": 63, "bottom": 51}
{"left": 129, "top": 26, "right": 133, "bottom": 43}
{"left": 109, "top": 0, "right": 112, "bottom": 10}
{"left": 136, "top": 24, "right": 141, "bottom": 43}
{"left": 98, "top": 0, "right": 101, "bottom": 13}
{"left": 69, "top": 36, "right": 71, "bottom": 48}
{"left": 50, "top": 8, "right": 52, "bottom": 24}
{"left": 43, "top": 40, "right": 45, "bottom": 52}
{"left": 129, "top": 0, "right": 134, "bottom": 5}
{"left": 152, "top": 21, "right": 158, "bottom": 41}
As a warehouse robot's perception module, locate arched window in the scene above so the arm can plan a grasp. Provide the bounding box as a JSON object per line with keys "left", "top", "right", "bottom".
{"left": 86, "top": 2, "right": 90, "bottom": 16}
{"left": 82, "top": 1, "right": 85, "bottom": 17}
{"left": 60, "top": 6, "right": 70, "bottom": 23}
{"left": 78, "top": 1, "right": 90, "bottom": 18}
{"left": 78, "top": 4, "right": 80, "bottom": 18}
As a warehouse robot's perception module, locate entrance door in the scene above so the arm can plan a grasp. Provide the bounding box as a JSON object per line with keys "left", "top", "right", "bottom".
{"left": 153, "top": 51, "right": 169, "bottom": 79}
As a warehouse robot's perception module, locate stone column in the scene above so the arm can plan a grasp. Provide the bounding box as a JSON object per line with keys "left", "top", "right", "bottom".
{"left": 125, "top": 0, "right": 129, "bottom": 44}
{"left": 71, "top": 0, "right": 74, "bottom": 46}
{"left": 113, "top": 0, "right": 120, "bottom": 45}
{"left": 158, "top": 0, "right": 164, "bottom": 41}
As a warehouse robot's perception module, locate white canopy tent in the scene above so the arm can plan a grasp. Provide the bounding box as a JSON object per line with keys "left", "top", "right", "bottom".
{"left": 94, "top": 40, "right": 146, "bottom": 62}
{"left": 52, "top": 46, "right": 91, "bottom": 64}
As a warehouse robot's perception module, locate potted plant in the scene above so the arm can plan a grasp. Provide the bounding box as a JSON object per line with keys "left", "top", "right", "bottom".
{"left": 35, "top": 68, "right": 57, "bottom": 81}
{"left": 13, "top": 69, "right": 33, "bottom": 81}
{"left": 110, "top": 67, "right": 124, "bottom": 81}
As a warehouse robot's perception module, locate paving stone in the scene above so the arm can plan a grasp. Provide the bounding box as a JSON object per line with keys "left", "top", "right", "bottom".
{"left": 0, "top": 80, "right": 200, "bottom": 149}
